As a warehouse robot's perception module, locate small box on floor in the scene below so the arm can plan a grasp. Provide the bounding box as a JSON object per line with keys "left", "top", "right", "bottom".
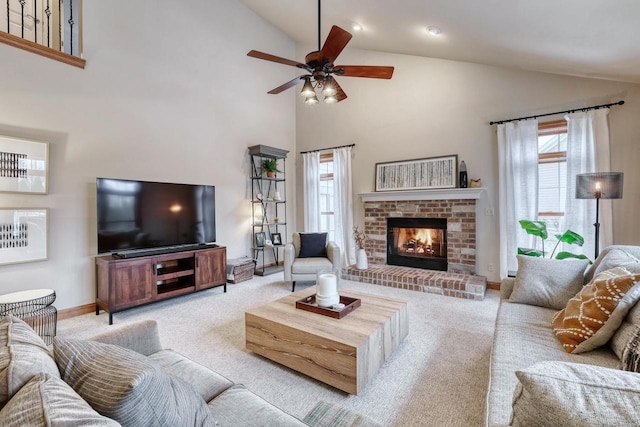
{"left": 227, "top": 257, "right": 255, "bottom": 284}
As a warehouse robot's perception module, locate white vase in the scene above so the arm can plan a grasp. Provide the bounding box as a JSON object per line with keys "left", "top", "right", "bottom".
{"left": 356, "top": 249, "right": 368, "bottom": 270}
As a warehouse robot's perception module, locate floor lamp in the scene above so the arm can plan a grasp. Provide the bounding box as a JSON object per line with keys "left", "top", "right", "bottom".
{"left": 575, "top": 172, "right": 624, "bottom": 259}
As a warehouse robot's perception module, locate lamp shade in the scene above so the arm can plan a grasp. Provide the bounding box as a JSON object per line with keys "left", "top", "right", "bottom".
{"left": 575, "top": 172, "right": 624, "bottom": 199}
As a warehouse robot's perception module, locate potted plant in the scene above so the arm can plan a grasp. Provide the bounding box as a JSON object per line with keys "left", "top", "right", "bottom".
{"left": 518, "top": 219, "right": 590, "bottom": 261}
{"left": 261, "top": 159, "right": 281, "bottom": 178}
{"left": 353, "top": 226, "right": 368, "bottom": 270}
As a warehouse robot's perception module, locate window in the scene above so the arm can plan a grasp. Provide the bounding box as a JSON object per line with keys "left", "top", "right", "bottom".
{"left": 318, "top": 153, "right": 335, "bottom": 241}
{"left": 537, "top": 120, "right": 567, "bottom": 246}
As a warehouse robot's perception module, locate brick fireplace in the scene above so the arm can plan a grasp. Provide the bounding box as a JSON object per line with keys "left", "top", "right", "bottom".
{"left": 342, "top": 188, "right": 486, "bottom": 300}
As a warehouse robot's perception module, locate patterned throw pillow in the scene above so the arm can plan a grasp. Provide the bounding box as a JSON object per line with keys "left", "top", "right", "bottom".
{"left": 53, "top": 337, "right": 216, "bottom": 427}
{"left": 552, "top": 267, "right": 640, "bottom": 354}
{"left": 0, "top": 373, "right": 118, "bottom": 426}
{"left": 0, "top": 315, "right": 60, "bottom": 406}
{"left": 593, "top": 248, "right": 640, "bottom": 277}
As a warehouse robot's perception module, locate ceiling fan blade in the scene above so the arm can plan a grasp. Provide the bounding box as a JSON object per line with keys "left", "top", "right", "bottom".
{"left": 335, "top": 65, "right": 394, "bottom": 79}
{"left": 319, "top": 26, "right": 353, "bottom": 64}
{"left": 267, "top": 75, "right": 308, "bottom": 94}
{"left": 333, "top": 78, "right": 348, "bottom": 102}
{"left": 247, "top": 50, "right": 310, "bottom": 70}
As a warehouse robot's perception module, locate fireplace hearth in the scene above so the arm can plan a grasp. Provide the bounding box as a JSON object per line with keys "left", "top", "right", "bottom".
{"left": 387, "top": 217, "right": 447, "bottom": 271}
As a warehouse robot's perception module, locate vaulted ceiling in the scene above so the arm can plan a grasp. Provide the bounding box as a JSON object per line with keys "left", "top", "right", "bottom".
{"left": 241, "top": 0, "right": 640, "bottom": 83}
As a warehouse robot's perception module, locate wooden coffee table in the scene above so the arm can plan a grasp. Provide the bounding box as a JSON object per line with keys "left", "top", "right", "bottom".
{"left": 245, "top": 287, "right": 408, "bottom": 394}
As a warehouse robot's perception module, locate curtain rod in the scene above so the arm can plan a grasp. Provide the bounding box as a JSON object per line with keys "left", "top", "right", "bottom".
{"left": 300, "top": 143, "right": 355, "bottom": 154}
{"left": 489, "top": 100, "right": 624, "bottom": 125}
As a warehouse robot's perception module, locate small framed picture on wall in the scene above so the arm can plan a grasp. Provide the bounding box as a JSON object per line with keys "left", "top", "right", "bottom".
{"left": 272, "top": 233, "right": 282, "bottom": 246}
{"left": 255, "top": 232, "right": 266, "bottom": 247}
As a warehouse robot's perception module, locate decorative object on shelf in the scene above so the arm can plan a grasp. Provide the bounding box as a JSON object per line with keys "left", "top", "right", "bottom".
{"left": 353, "top": 226, "right": 368, "bottom": 270}
{"left": 469, "top": 178, "right": 482, "bottom": 188}
{"left": 375, "top": 155, "right": 457, "bottom": 191}
{"left": 273, "top": 217, "right": 280, "bottom": 223}
{"left": 0, "top": 135, "right": 48, "bottom": 194}
{"left": 265, "top": 239, "right": 273, "bottom": 247}
{"left": 261, "top": 159, "right": 281, "bottom": 178}
{"left": 316, "top": 271, "right": 340, "bottom": 307}
{"left": 575, "top": 172, "right": 624, "bottom": 259}
{"left": 256, "top": 193, "right": 263, "bottom": 200}
{"left": 272, "top": 233, "right": 282, "bottom": 245}
{"left": 273, "top": 190, "right": 282, "bottom": 201}
{"left": 0, "top": 208, "right": 48, "bottom": 265}
{"left": 255, "top": 232, "right": 266, "bottom": 247}
{"left": 517, "top": 220, "right": 589, "bottom": 262}
{"left": 247, "top": 0, "right": 394, "bottom": 105}
{"left": 459, "top": 160, "right": 468, "bottom": 188}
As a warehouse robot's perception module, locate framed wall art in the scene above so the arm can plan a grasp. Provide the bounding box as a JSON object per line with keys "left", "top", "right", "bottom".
{"left": 255, "top": 231, "right": 266, "bottom": 248}
{"left": 375, "top": 154, "right": 458, "bottom": 191}
{"left": 0, "top": 208, "right": 48, "bottom": 265}
{"left": 0, "top": 135, "right": 49, "bottom": 194}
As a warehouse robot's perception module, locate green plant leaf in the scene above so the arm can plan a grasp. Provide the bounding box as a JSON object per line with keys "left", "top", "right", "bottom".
{"left": 518, "top": 247, "right": 543, "bottom": 257}
{"left": 519, "top": 220, "right": 548, "bottom": 240}
{"left": 554, "top": 230, "right": 585, "bottom": 247}
{"left": 555, "top": 251, "right": 591, "bottom": 263}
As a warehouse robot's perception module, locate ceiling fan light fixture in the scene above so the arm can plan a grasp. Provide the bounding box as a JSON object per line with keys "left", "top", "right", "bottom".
{"left": 305, "top": 93, "right": 319, "bottom": 105}
{"left": 300, "top": 79, "right": 315, "bottom": 97}
{"left": 351, "top": 22, "right": 362, "bottom": 32}
{"left": 324, "top": 94, "right": 338, "bottom": 104}
{"left": 321, "top": 78, "right": 337, "bottom": 96}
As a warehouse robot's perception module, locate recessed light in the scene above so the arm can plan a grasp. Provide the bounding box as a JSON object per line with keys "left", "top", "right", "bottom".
{"left": 352, "top": 22, "right": 363, "bottom": 32}
{"left": 426, "top": 26, "right": 442, "bottom": 36}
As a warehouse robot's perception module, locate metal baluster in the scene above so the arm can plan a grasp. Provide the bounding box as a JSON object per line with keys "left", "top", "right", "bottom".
{"left": 58, "top": 0, "right": 61, "bottom": 51}
{"left": 45, "top": 0, "right": 51, "bottom": 47}
{"left": 6, "top": 0, "right": 9, "bottom": 33}
{"left": 68, "top": 0, "right": 73, "bottom": 55}
{"left": 19, "top": 0, "right": 25, "bottom": 38}
{"left": 34, "top": 0, "right": 37, "bottom": 43}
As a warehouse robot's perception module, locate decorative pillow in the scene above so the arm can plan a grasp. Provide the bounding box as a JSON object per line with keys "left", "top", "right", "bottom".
{"left": 594, "top": 248, "right": 640, "bottom": 277}
{"left": 303, "top": 401, "right": 383, "bottom": 427}
{"left": 509, "top": 256, "right": 589, "bottom": 310}
{"left": 53, "top": 337, "right": 216, "bottom": 427}
{"left": 0, "top": 315, "right": 60, "bottom": 406}
{"left": 552, "top": 266, "right": 640, "bottom": 354}
{"left": 0, "top": 373, "right": 119, "bottom": 426}
{"left": 298, "top": 232, "right": 328, "bottom": 258}
{"left": 621, "top": 326, "right": 640, "bottom": 373}
{"left": 511, "top": 361, "right": 640, "bottom": 426}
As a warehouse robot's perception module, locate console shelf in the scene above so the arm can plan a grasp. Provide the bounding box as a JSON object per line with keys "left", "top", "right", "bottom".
{"left": 95, "top": 246, "right": 226, "bottom": 324}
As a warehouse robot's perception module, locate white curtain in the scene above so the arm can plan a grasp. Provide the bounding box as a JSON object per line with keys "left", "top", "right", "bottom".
{"left": 333, "top": 146, "right": 356, "bottom": 267}
{"left": 302, "top": 151, "right": 320, "bottom": 232}
{"left": 498, "top": 119, "right": 539, "bottom": 278}
{"left": 564, "top": 108, "right": 611, "bottom": 259}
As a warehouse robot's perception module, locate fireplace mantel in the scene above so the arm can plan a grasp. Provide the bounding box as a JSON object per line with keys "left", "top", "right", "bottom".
{"left": 358, "top": 188, "right": 485, "bottom": 202}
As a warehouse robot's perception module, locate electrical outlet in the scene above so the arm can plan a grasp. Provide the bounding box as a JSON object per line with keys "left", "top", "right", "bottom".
{"left": 488, "top": 263, "right": 495, "bottom": 272}
{"left": 484, "top": 208, "right": 495, "bottom": 216}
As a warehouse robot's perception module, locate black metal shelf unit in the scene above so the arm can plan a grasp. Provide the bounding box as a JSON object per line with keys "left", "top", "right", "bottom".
{"left": 248, "top": 145, "right": 289, "bottom": 276}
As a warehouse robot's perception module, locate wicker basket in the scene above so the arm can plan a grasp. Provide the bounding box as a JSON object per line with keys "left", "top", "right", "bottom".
{"left": 228, "top": 260, "right": 255, "bottom": 284}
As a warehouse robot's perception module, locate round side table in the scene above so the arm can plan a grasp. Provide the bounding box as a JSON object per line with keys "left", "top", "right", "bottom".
{"left": 0, "top": 289, "right": 57, "bottom": 345}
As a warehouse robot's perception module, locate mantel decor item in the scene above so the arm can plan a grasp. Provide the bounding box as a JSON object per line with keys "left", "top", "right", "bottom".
{"left": 375, "top": 154, "right": 458, "bottom": 191}
{"left": 575, "top": 172, "right": 624, "bottom": 259}
{"left": 0, "top": 135, "right": 48, "bottom": 194}
{"left": 0, "top": 208, "right": 48, "bottom": 265}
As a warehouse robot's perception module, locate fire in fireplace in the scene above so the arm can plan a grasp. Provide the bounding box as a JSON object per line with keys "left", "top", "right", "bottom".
{"left": 387, "top": 217, "right": 447, "bottom": 271}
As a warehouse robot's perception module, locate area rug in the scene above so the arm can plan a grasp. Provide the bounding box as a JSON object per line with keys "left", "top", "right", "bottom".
{"left": 58, "top": 275, "right": 500, "bottom": 426}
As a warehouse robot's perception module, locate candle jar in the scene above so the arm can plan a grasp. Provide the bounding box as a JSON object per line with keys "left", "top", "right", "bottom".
{"left": 316, "top": 270, "right": 340, "bottom": 308}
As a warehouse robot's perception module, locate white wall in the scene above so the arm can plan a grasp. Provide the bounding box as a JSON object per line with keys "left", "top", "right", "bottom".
{"left": 295, "top": 46, "right": 640, "bottom": 282}
{"left": 0, "top": 0, "right": 298, "bottom": 310}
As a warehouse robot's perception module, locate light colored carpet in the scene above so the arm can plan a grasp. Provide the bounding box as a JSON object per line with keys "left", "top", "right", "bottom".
{"left": 58, "top": 275, "right": 500, "bottom": 426}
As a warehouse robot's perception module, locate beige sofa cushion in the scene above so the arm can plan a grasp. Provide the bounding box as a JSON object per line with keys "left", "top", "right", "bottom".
{"left": 511, "top": 361, "right": 640, "bottom": 426}
{"left": 53, "top": 337, "right": 216, "bottom": 426}
{"left": 0, "top": 373, "right": 118, "bottom": 426}
{"left": 148, "top": 349, "right": 233, "bottom": 402}
{"left": 0, "top": 316, "right": 60, "bottom": 406}
{"left": 553, "top": 267, "right": 640, "bottom": 354}
{"left": 510, "top": 256, "right": 588, "bottom": 310}
{"left": 291, "top": 257, "right": 334, "bottom": 274}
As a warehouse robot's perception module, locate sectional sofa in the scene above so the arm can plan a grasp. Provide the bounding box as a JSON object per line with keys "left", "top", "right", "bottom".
{"left": 487, "top": 245, "right": 640, "bottom": 426}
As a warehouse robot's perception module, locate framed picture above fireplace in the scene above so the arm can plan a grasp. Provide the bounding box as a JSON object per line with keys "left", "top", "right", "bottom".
{"left": 375, "top": 154, "right": 457, "bottom": 191}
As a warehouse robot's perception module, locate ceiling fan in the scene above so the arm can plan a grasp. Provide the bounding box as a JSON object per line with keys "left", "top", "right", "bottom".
{"left": 247, "top": 0, "right": 394, "bottom": 104}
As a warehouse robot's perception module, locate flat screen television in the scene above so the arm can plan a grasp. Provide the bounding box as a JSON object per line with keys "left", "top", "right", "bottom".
{"left": 96, "top": 178, "right": 216, "bottom": 256}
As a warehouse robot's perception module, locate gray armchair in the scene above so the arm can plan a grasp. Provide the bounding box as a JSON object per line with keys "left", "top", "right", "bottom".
{"left": 284, "top": 232, "right": 341, "bottom": 291}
